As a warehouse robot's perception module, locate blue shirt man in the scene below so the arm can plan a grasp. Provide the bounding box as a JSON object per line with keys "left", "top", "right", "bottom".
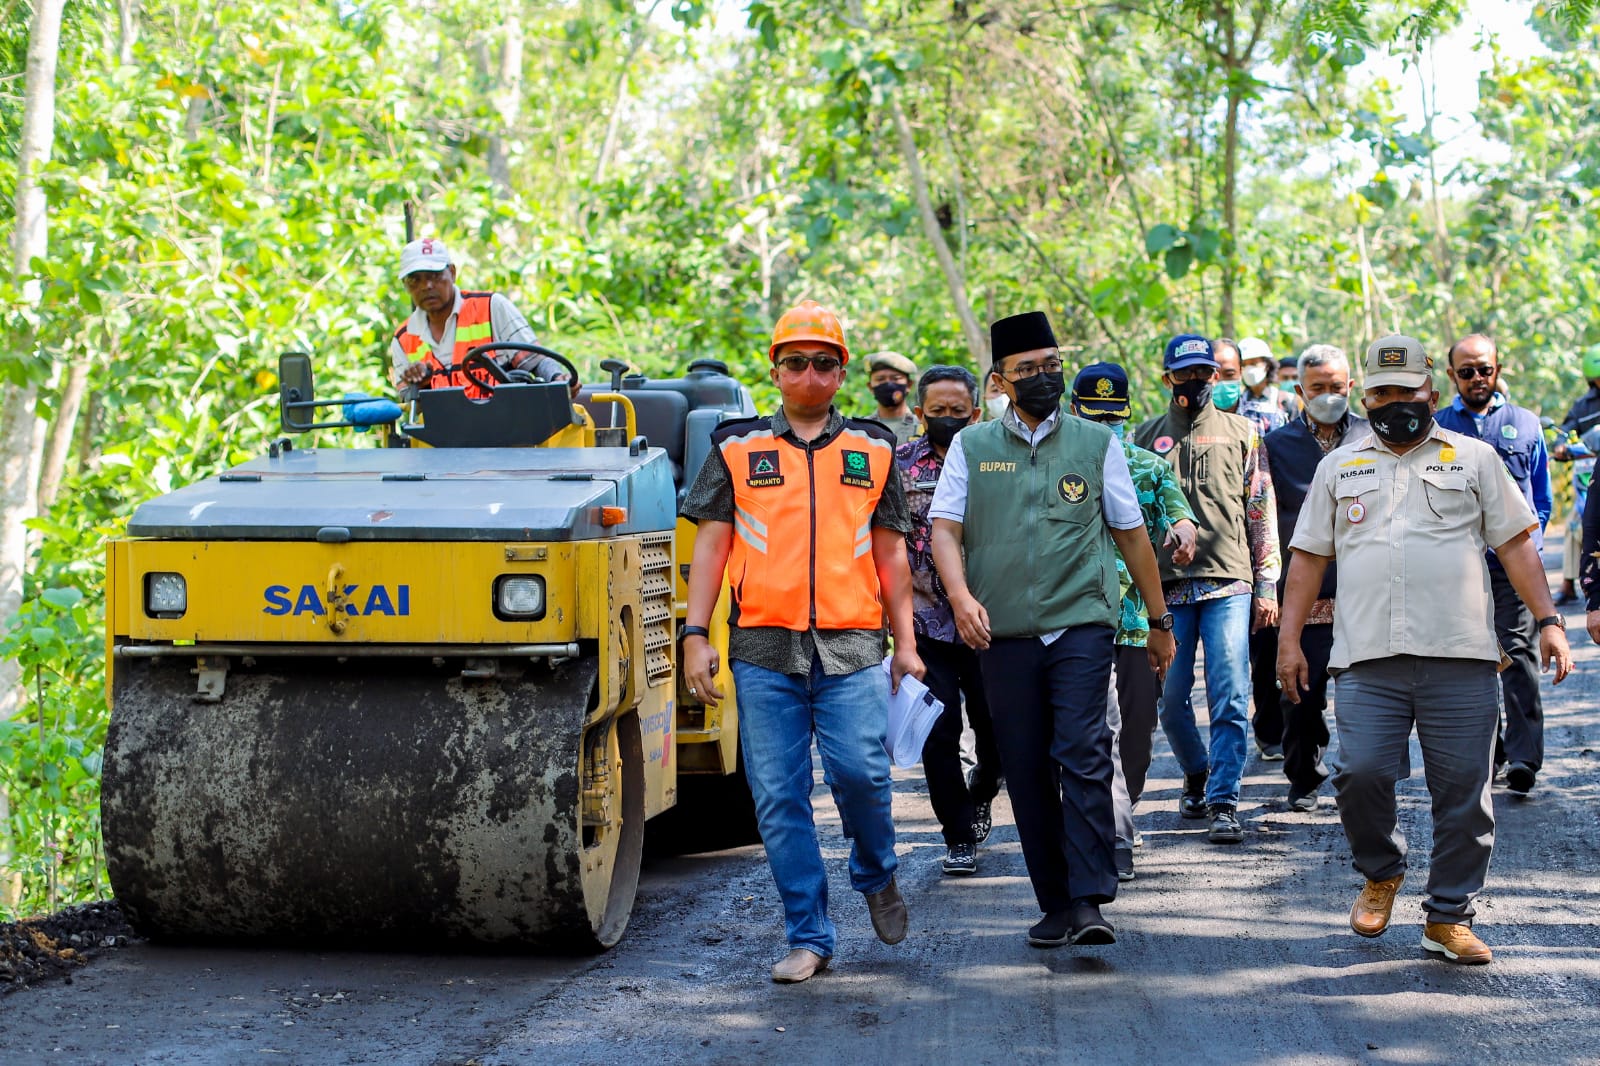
{"left": 1433, "top": 334, "right": 1552, "bottom": 796}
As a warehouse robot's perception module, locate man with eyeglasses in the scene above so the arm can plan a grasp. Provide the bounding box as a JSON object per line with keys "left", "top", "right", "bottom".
{"left": 389, "top": 237, "right": 576, "bottom": 399}
{"left": 930, "top": 312, "right": 1174, "bottom": 948}
{"left": 1433, "top": 334, "right": 1552, "bottom": 796}
{"left": 1134, "top": 335, "right": 1280, "bottom": 846}
{"left": 679, "top": 299, "right": 923, "bottom": 985}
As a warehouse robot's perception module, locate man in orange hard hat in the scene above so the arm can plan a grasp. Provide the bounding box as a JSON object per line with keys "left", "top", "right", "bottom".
{"left": 680, "top": 299, "right": 924, "bottom": 984}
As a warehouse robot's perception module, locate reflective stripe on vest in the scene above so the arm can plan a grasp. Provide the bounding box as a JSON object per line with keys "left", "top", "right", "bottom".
{"left": 716, "top": 421, "right": 893, "bottom": 632}
{"left": 393, "top": 291, "right": 496, "bottom": 399}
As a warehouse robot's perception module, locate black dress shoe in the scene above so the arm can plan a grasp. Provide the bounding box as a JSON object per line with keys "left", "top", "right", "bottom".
{"left": 1027, "top": 910, "right": 1073, "bottom": 947}
{"left": 1068, "top": 903, "right": 1116, "bottom": 945}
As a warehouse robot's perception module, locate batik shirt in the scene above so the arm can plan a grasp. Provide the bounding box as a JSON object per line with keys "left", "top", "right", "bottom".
{"left": 1236, "top": 386, "right": 1295, "bottom": 438}
{"left": 1115, "top": 441, "right": 1195, "bottom": 647}
{"left": 896, "top": 433, "right": 959, "bottom": 644}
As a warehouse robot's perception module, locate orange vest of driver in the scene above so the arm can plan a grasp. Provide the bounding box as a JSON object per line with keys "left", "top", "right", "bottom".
{"left": 393, "top": 290, "right": 496, "bottom": 399}
{"left": 712, "top": 415, "right": 895, "bottom": 631}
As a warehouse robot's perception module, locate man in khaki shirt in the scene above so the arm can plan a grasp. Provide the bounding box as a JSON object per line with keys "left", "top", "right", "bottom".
{"left": 1277, "top": 334, "right": 1573, "bottom": 967}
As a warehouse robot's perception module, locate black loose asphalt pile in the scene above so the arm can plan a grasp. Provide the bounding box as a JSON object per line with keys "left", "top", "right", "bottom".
{"left": 0, "top": 900, "right": 139, "bottom": 992}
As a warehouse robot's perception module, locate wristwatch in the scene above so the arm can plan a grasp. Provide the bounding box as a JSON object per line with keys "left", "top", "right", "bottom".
{"left": 678, "top": 624, "right": 711, "bottom": 642}
{"left": 1536, "top": 615, "right": 1566, "bottom": 631}
{"left": 1151, "top": 612, "right": 1175, "bottom": 632}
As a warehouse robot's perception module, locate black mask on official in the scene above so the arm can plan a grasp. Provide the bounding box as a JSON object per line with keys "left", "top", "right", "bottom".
{"left": 922, "top": 415, "right": 968, "bottom": 449}
{"left": 1172, "top": 378, "right": 1213, "bottom": 411}
{"left": 1367, "top": 399, "right": 1433, "bottom": 446}
{"left": 1011, "top": 371, "right": 1065, "bottom": 419}
{"left": 872, "top": 381, "right": 908, "bottom": 408}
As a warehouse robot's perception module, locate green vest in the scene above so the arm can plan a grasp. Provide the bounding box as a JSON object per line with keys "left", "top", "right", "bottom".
{"left": 1132, "top": 403, "right": 1257, "bottom": 585}
{"left": 960, "top": 413, "right": 1120, "bottom": 637}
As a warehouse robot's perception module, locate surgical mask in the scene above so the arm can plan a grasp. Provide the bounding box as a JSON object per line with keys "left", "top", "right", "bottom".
{"left": 1097, "top": 417, "right": 1128, "bottom": 440}
{"left": 1212, "top": 380, "right": 1242, "bottom": 410}
{"left": 1242, "top": 363, "right": 1269, "bottom": 388}
{"left": 1172, "top": 378, "right": 1213, "bottom": 411}
{"left": 1305, "top": 393, "right": 1348, "bottom": 425}
{"left": 1011, "top": 371, "right": 1065, "bottom": 419}
{"left": 986, "top": 394, "right": 1010, "bottom": 420}
{"left": 922, "top": 415, "right": 968, "bottom": 448}
{"left": 872, "top": 381, "right": 908, "bottom": 408}
{"left": 1367, "top": 400, "right": 1433, "bottom": 446}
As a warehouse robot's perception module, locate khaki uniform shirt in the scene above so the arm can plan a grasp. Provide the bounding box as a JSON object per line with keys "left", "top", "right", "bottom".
{"left": 1290, "top": 425, "right": 1537, "bottom": 671}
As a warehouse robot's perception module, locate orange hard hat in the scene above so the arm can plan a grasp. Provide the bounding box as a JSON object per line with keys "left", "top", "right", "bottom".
{"left": 768, "top": 300, "right": 850, "bottom": 363}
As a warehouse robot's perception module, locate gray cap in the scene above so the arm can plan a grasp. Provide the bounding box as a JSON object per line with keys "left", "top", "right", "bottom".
{"left": 1363, "top": 334, "right": 1433, "bottom": 390}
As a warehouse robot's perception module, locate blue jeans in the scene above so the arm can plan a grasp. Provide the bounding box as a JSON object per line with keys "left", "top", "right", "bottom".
{"left": 731, "top": 656, "right": 898, "bottom": 957}
{"left": 1158, "top": 594, "right": 1251, "bottom": 807}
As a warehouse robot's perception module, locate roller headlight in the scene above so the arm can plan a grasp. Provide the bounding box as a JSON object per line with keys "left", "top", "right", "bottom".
{"left": 145, "top": 572, "right": 188, "bottom": 619}
{"left": 495, "top": 575, "right": 546, "bottom": 620}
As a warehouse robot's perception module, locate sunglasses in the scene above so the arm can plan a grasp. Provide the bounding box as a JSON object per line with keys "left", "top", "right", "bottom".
{"left": 1453, "top": 365, "right": 1496, "bottom": 380}
{"left": 776, "top": 355, "right": 843, "bottom": 374}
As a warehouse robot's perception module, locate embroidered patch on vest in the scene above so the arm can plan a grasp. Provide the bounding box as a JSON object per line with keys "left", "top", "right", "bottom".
{"left": 1057, "top": 473, "right": 1089, "bottom": 504}
{"left": 747, "top": 450, "right": 784, "bottom": 487}
{"left": 1153, "top": 435, "right": 1175, "bottom": 454}
{"left": 841, "top": 449, "right": 874, "bottom": 488}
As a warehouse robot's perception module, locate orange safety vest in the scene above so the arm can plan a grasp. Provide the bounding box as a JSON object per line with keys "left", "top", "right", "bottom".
{"left": 713, "top": 416, "right": 895, "bottom": 632}
{"left": 394, "top": 291, "right": 498, "bottom": 399}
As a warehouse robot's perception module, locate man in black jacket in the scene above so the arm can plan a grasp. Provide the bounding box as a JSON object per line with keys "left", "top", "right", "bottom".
{"left": 1262, "top": 344, "right": 1367, "bottom": 811}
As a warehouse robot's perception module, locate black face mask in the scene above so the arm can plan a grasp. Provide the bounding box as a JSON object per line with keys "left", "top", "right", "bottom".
{"left": 872, "top": 382, "right": 908, "bottom": 408}
{"left": 1172, "top": 378, "right": 1213, "bottom": 411}
{"left": 1011, "top": 371, "right": 1065, "bottom": 419}
{"left": 922, "top": 415, "right": 968, "bottom": 448}
{"left": 1367, "top": 400, "right": 1433, "bottom": 446}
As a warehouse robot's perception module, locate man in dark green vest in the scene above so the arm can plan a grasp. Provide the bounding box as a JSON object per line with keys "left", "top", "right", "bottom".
{"left": 929, "top": 311, "right": 1175, "bottom": 948}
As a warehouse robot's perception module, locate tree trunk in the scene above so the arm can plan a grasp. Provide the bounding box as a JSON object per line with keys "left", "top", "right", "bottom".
{"left": 484, "top": 13, "right": 523, "bottom": 195}
{"left": 888, "top": 94, "right": 988, "bottom": 366}
{"left": 38, "top": 355, "right": 92, "bottom": 510}
{"left": 2, "top": 0, "right": 66, "bottom": 907}
{"left": 117, "top": 0, "right": 137, "bottom": 63}
{"left": 1219, "top": 1, "right": 1239, "bottom": 338}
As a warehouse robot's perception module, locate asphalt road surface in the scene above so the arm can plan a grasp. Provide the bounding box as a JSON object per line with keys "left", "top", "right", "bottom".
{"left": 5, "top": 602, "right": 1598, "bottom": 1064}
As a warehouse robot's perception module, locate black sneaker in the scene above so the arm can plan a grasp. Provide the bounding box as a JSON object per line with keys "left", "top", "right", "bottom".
{"left": 942, "top": 843, "right": 978, "bottom": 876}
{"left": 1115, "top": 847, "right": 1135, "bottom": 883}
{"left": 1505, "top": 762, "right": 1536, "bottom": 795}
{"left": 1287, "top": 790, "right": 1319, "bottom": 813}
{"left": 1068, "top": 903, "right": 1116, "bottom": 945}
{"left": 1027, "top": 910, "right": 1073, "bottom": 947}
{"left": 971, "top": 800, "right": 993, "bottom": 845}
{"left": 1207, "top": 804, "right": 1244, "bottom": 844}
{"left": 1180, "top": 771, "right": 1209, "bottom": 819}
{"left": 1257, "top": 742, "right": 1285, "bottom": 761}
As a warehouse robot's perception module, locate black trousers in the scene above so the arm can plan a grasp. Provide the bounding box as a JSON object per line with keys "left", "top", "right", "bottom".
{"left": 1280, "top": 623, "right": 1335, "bottom": 796}
{"left": 1251, "top": 624, "right": 1283, "bottom": 746}
{"left": 979, "top": 627, "right": 1117, "bottom": 913}
{"left": 917, "top": 633, "right": 999, "bottom": 846}
{"left": 1490, "top": 566, "right": 1543, "bottom": 770}
{"left": 1113, "top": 643, "right": 1160, "bottom": 805}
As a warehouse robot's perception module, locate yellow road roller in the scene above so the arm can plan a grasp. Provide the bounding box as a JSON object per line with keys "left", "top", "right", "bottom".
{"left": 101, "top": 345, "right": 758, "bottom": 950}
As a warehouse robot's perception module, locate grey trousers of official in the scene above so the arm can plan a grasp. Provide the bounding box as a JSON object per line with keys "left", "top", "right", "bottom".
{"left": 1332, "top": 656, "right": 1498, "bottom": 924}
{"left": 1489, "top": 566, "right": 1544, "bottom": 771}
{"left": 1105, "top": 659, "right": 1134, "bottom": 849}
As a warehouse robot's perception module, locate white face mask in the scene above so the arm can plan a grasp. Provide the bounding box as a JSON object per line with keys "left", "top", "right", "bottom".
{"left": 1242, "top": 363, "right": 1269, "bottom": 388}
{"left": 1305, "top": 392, "right": 1349, "bottom": 425}
{"left": 986, "top": 394, "right": 1010, "bottom": 420}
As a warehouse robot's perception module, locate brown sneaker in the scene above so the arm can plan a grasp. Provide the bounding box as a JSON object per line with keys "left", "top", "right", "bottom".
{"left": 1422, "top": 923, "right": 1493, "bottom": 965}
{"left": 864, "top": 878, "right": 908, "bottom": 945}
{"left": 1349, "top": 874, "right": 1405, "bottom": 938}
{"left": 770, "top": 947, "right": 830, "bottom": 983}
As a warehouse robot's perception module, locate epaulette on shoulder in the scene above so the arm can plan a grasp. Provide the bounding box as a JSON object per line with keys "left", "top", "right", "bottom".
{"left": 709, "top": 414, "right": 772, "bottom": 442}
{"left": 843, "top": 416, "right": 898, "bottom": 445}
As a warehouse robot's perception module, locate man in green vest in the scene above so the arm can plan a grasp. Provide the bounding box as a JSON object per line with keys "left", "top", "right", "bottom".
{"left": 930, "top": 311, "right": 1174, "bottom": 948}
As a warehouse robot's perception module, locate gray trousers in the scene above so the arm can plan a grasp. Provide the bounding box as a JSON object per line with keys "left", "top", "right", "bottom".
{"left": 1106, "top": 659, "right": 1135, "bottom": 849}
{"left": 1331, "top": 656, "right": 1498, "bottom": 924}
